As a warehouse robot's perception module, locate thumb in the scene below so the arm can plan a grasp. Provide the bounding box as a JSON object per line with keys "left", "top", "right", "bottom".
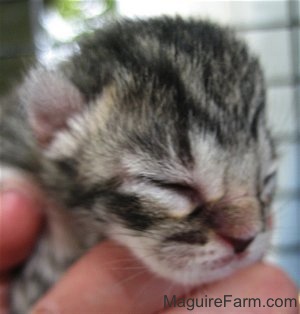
{"left": 0, "top": 168, "right": 44, "bottom": 272}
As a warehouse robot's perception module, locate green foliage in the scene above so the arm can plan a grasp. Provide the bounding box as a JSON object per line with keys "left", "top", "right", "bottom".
{"left": 43, "top": 0, "right": 118, "bottom": 45}
{"left": 45, "top": 0, "right": 117, "bottom": 19}
{"left": 47, "top": 0, "right": 82, "bottom": 18}
{"left": 104, "top": 0, "right": 117, "bottom": 15}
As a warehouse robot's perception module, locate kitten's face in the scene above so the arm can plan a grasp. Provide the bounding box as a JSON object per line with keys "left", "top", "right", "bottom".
{"left": 116, "top": 151, "right": 271, "bottom": 283}
{"left": 45, "top": 74, "right": 276, "bottom": 285}
{"left": 110, "top": 134, "right": 275, "bottom": 285}
{"left": 26, "top": 19, "right": 276, "bottom": 285}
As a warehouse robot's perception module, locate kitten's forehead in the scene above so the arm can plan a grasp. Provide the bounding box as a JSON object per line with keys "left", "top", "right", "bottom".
{"left": 121, "top": 148, "right": 192, "bottom": 184}
{"left": 121, "top": 130, "right": 260, "bottom": 200}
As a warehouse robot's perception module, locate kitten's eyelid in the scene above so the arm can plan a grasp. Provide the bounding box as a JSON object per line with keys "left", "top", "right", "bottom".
{"left": 263, "top": 170, "right": 277, "bottom": 186}
{"left": 261, "top": 169, "right": 277, "bottom": 204}
{"left": 141, "top": 178, "right": 204, "bottom": 207}
{"left": 264, "top": 161, "right": 277, "bottom": 180}
{"left": 136, "top": 175, "right": 196, "bottom": 195}
{"left": 154, "top": 181, "right": 194, "bottom": 193}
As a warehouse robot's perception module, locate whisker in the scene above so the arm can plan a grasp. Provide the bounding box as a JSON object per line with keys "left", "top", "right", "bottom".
{"left": 108, "top": 230, "right": 161, "bottom": 241}
{"left": 270, "top": 200, "right": 293, "bottom": 217}
{"left": 96, "top": 269, "right": 148, "bottom": 297}
{"left": 106, "top": 265, "right": 149, "bottom": 271}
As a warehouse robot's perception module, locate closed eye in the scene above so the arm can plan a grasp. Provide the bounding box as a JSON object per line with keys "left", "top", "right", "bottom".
{"left": 263, "top": 171, "right": 276, "bottom": 186}
{"left": 261, "top": 171, "right": 277, "bottom": 204}
{"left": 137, "top": 176, "right": 197, "bottom": 198}
{"left": 140, "top": 176, "right": 203, "bottom": 206}
{"left": 155, "top": 182, "right": 196, "bottom": 195}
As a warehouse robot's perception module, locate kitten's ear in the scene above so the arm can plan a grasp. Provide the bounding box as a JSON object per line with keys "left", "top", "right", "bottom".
{"left": 20, "top": 68, "right": 84, "bottom": 147}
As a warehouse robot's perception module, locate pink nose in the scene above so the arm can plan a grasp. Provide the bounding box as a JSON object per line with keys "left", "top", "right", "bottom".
{"left": 219, "top": 235, "right": 255, "bottom": 254}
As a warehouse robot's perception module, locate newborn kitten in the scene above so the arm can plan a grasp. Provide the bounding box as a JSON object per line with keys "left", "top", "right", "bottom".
{"left": 0, "top": 17, "right": 277, "bottom": 313}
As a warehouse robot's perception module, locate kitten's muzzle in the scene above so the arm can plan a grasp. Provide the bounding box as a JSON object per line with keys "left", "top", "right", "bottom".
{"left": 207, "top": 198, "right": 263, "bottom": 241}
{"left": 206, "top": 197, "right": 262, "bottom": 254}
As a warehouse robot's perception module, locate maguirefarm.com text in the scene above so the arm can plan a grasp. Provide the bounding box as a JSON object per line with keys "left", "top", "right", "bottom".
{"left": 164, "top": 294, "right": 298, "bottom": 311}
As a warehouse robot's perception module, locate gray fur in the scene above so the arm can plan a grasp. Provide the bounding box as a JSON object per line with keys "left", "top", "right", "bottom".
{"left": 0, "top": 17, "right": 277, "bottom": 313}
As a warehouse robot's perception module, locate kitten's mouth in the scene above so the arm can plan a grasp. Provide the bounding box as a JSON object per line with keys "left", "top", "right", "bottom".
{"left": 207, "top": 252, "right": 249, "bottom": 270}
{"left": 207, "top": 256, "right": 235, "bottom": 270}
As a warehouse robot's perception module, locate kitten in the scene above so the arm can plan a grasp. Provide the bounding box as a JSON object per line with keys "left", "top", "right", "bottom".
{"left": 0, "top": 17, "right": 277, "bottom": 313}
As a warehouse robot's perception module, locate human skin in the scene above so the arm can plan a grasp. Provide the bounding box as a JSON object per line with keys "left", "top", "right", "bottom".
{"left": 0, "top": 184, "right": 298, "bottom": 314}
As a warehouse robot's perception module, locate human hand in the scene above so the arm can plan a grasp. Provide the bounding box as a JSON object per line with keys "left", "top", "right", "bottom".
{"left": 0, "top": 175, "right": 44, "bottom": 313}
{"left": 0, "top": 178, "right": 298, "bottom": 314}
{"left": 30, "top": 244, "right": 298, "bottom": 314}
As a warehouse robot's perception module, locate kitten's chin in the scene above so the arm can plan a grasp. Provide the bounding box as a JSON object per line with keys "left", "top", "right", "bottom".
{"left": 143, "top": 233, "right": 270, "bottom": 285}
{"left": 109, "top": 226, "right": 270, "bottom": 286}
{"left": 147, "top": 251, "right": 264, "bottom": 286}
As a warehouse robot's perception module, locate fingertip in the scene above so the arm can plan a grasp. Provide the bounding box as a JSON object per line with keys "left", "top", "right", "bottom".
{"left": 187, "top": 263, "right": 299, "bottom": 314}
{"left": 258, "top": 262, "right": 298, "bottom": 298}
{"left": 0, "top": 278, "right": 10, "bottom": 314}
{"left": 0, "top": 189, "right": 44, "bottom": 272}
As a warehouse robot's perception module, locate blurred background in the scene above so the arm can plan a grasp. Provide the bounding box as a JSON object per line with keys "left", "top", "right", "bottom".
{"left": 0, "top": 0, "right": 299, "bottom": 287}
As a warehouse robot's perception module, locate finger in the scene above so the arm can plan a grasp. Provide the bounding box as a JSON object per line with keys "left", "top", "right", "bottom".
{"left": 0, "top": 278, "right": 9, "bottom": 314}
{"left": 31, "top": 241, "right": 188, "bottom": 314}
{"left": 0, "top": 171, "right": 44, "bottom": 272}
{"left": 162, "top": 263, "right": 298, "bottom": 314}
